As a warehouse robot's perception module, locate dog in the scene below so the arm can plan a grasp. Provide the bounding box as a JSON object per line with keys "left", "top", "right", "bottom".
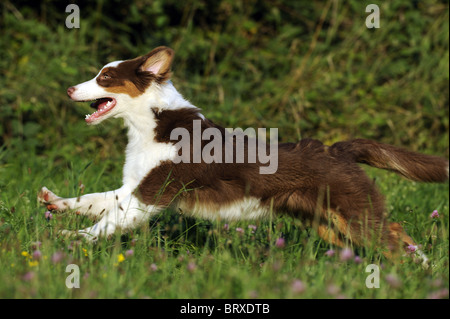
{"left": 38, "top": 46, "right": 448, "bottom": 265}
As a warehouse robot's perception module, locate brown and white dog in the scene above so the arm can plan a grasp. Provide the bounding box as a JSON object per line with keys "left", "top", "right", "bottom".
{"left": 38, "top": 46, "right": 448, "bottom": 264}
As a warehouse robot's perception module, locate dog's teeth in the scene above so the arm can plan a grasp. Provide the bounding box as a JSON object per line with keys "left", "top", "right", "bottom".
{"left": 106, "top": 101, "right": 111, "bottom": 106}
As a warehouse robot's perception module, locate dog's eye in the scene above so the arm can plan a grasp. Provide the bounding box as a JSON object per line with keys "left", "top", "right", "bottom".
{"left": 102, "top": 74, "right": 110, "bottom": 79}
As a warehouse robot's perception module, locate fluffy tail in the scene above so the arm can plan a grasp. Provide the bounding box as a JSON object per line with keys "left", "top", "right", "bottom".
{"left": 329, "top": 139, "right": 449, "bottom": 183}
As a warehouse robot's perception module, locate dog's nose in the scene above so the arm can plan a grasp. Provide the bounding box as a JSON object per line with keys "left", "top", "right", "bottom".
{"left": 67, "top": 86, "right": 76, "bottom": 97}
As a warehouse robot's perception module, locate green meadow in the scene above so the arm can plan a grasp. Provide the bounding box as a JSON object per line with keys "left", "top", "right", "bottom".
{"left": 0, "top": 1, "right": 448, "bottom": 299}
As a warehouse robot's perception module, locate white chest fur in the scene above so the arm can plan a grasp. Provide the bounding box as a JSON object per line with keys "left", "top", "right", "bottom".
{"left": 119, "top": 81, "right": 197, "bottom": 190}
{"left": 122, "top": 116, "right": 177, "bottom": 189}
{"left": 123, "top": 140, "right": 176, "bottom": 189}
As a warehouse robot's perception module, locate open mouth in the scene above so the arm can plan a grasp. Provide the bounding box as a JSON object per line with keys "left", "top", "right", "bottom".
{"left": 85, "top": 98, "right": 117, "bottom": 123}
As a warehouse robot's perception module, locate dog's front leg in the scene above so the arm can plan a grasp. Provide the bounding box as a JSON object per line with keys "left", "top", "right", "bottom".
{"left": 59, "top": 194, "right": 161, "bottom": 241}
{"left": 38, "top": 185, "right": 131, "bottom": 219}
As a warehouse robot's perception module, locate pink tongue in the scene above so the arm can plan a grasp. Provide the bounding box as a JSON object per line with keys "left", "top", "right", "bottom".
{"left": 87, "top": 112, "right": 102, "bottom": 122}
{"left": 98, "top": 100, "right": 109, "bottom": 110}
{"left": 86, "top": 99, "right": 115, "bottom": 123}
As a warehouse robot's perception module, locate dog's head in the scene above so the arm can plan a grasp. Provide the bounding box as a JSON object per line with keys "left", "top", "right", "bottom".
{"left": 67, "top": 46, "right": 174, "bottom": 125}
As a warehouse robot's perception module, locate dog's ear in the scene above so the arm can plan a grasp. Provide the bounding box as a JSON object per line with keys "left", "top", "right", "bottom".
{"left": 139, "top": 47, "right": 174, "bottom": 82}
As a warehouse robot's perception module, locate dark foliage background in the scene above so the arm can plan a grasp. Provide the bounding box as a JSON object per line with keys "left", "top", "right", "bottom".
{"left": 1, "top": 0, "right": 449, "bottom": 173}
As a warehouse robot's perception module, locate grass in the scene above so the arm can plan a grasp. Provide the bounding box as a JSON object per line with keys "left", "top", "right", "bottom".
{"left": 0, "top": 149, "right": 448, "bottom": 299}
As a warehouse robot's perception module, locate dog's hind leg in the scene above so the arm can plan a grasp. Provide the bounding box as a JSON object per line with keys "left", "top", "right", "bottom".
{"left": 38, "top": 185, "right": 131, "bottom": 220}
{"left": 319, "top": 209, "right": 430, "bottom": 267}
{"left": 385, "top": 222, "right": 429, "bottom": 268}
{"left": 316, "top": 223, "right": 346, "bottom": 247}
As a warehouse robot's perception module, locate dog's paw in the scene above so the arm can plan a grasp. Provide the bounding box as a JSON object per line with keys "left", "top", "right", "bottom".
{"left": 38, "top": 186, "right": 55, "bottom": 203}
{"left": 38, "top": 187, "right": 67, "bottom": 212}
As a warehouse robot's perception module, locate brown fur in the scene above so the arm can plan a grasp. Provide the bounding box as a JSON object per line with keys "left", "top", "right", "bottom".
{"left": 136, "top": 107, "right": 449, "bottom": 258}
{"left": 60, "top": 46, "right": 447, "bottom": 262}
{"left": 97, "top": 47, "right": 174, "bottom": 97}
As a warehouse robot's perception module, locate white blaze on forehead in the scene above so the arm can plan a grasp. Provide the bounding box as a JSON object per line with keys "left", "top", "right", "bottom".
{"left": 70, "top": 61, "right": 123, "bottom": 101}
{"left": 99, "top": 60, "right": 124, "bottom": 73}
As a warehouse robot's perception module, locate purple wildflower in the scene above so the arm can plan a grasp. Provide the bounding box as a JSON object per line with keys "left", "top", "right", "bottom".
{"left": 385, "top": 274, "right": 402, "bottom": 289}
{"left": 32, "top": 250, "right": 42, "bottom": 260}
{"left": 125, "top": 249, "right": 134, "bottom": 257}
{"left": 354, "top": 256, "right": 363, "bottom": 264}
{"left": 406, "top": 245, "right": 416, "bottom": 253}
{"left": 326, "top": 284, "right": 340, "bottom": 295}
{"left": 150, "top": 263, "right": 158, "bottom": 272}
{"left": 248, "top": 225, "right": 257, "bottom": 233}
{"left": 324, "top": 249, "right": 335, "bottom": 257}
{"left": 427, "top": 288, "right": 449, "bottom": 299}
{"left": 22, "top": 271, "right": 35, "bottom": 281}
{"left": 431, "top": 210, "right": 439, "bottom": 219}
{"left": 44, "top": 211, "right": 53, "bottom": 221}
{"left": 340, "top": 248, "right": 354, "bottom": 261}
{"left": 291, "top": 280, "right": 306, "bottom": 294}
{"left": 187, "top": 261, "right": 197, "bottom": 273}
{"left": 275, "top": 238, "right": 285, "bottom": 248}
{"left": 51, "top": 251, "right": 65, "bottom": 264}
